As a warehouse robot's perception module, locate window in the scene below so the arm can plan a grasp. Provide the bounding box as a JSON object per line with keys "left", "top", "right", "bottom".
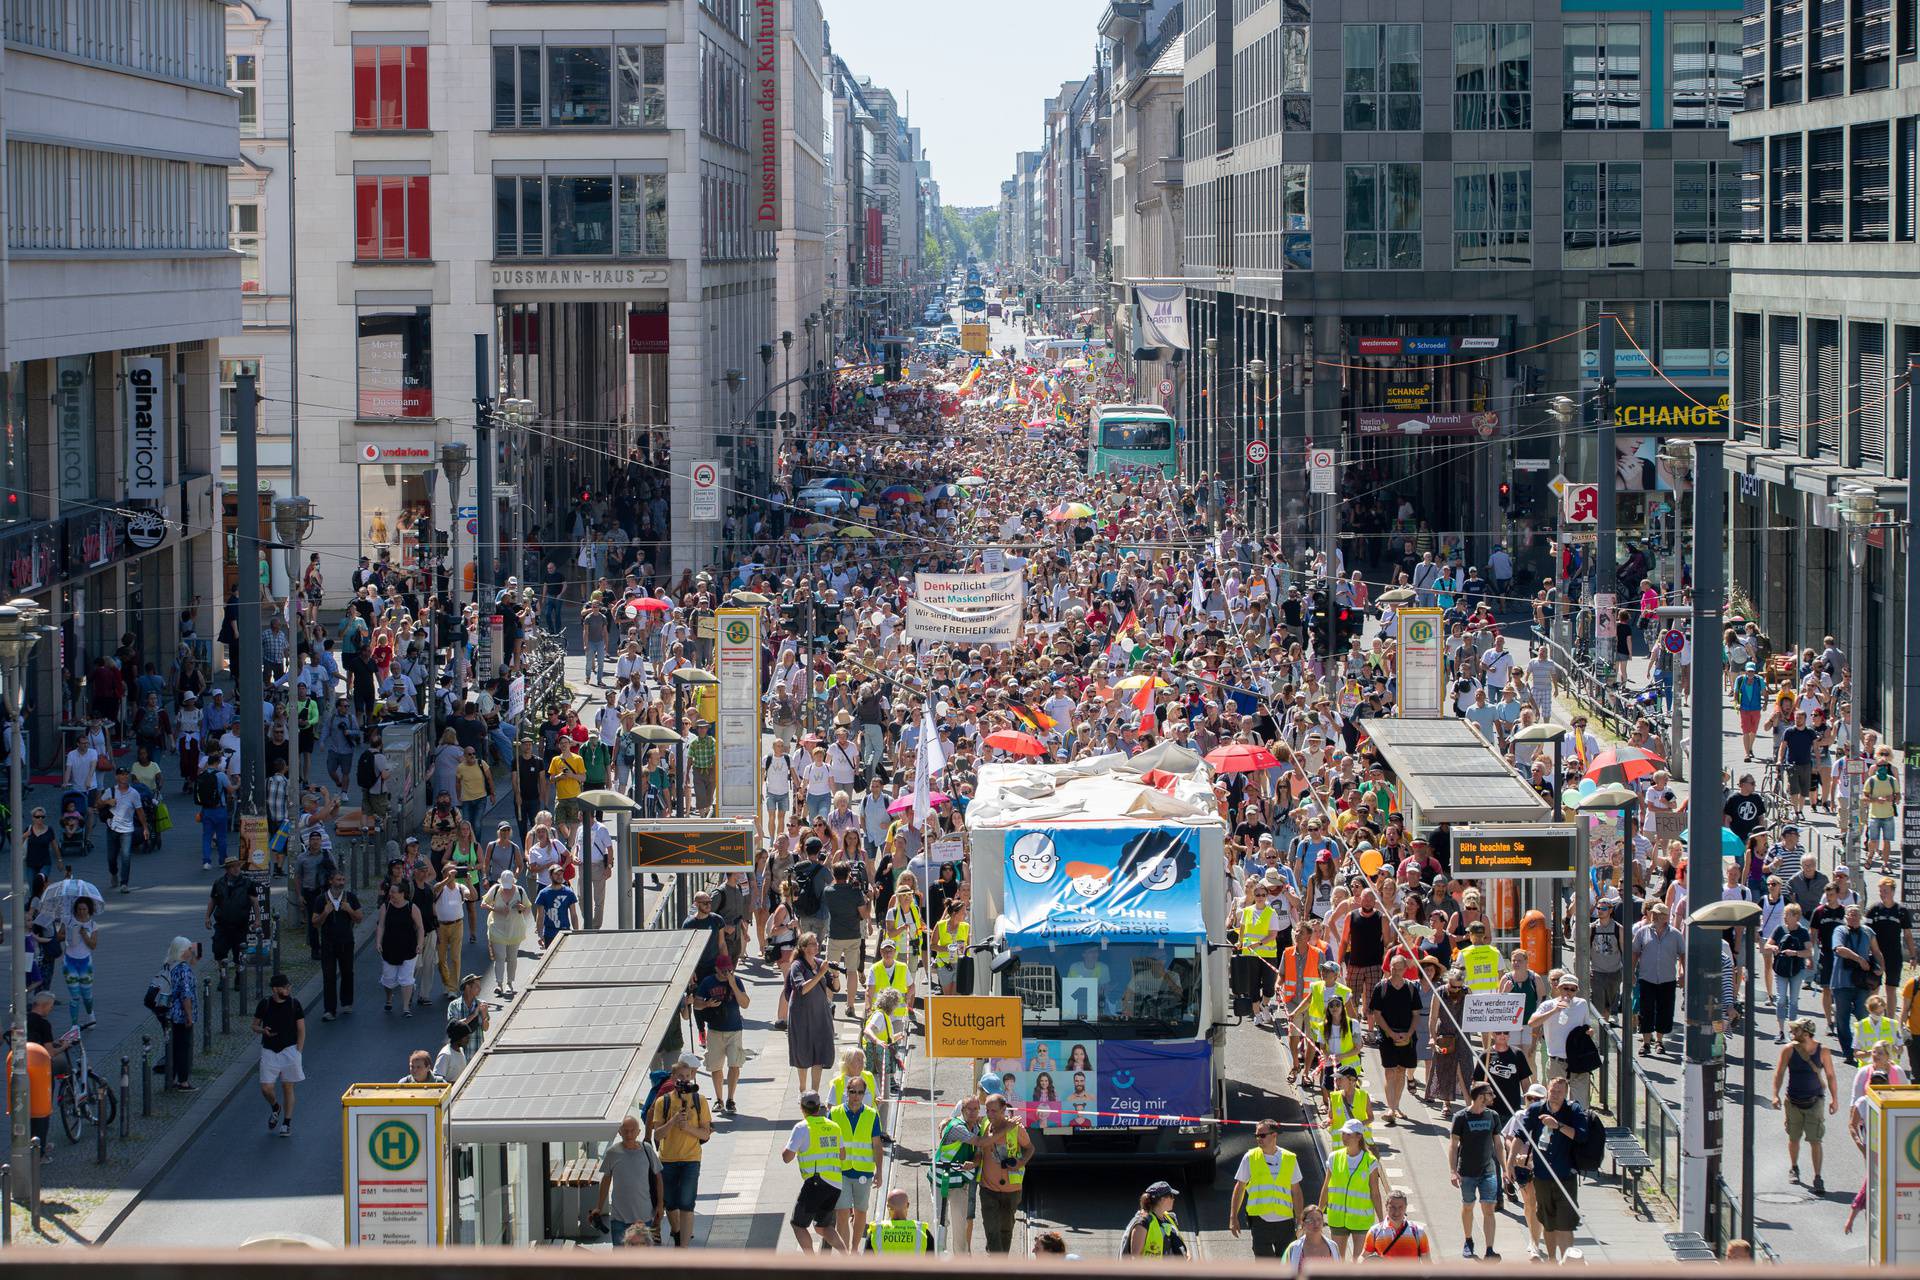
{"left": 1342, "top": 24, "right": 1421, "bottom": 130}
{"left": 1283, "top": 164, "right": 1311, "bottom": 268}
{"left": 492, "top": 173, "right": 667, "bottom": 258}
{"left": 1283, "top": 25, "right": 1311, "bottom": 131}
{"left": 1564, "top": 162, "right": 1642, "bottom": 267}
{"left": 493, "top": 47, "right": 542, "bottom": 129}
{"left": 353, "top": 46, "right": 427, "bottom": 131}
{"left": 1453, "top": 162, "right": 1532, "bottom": 267}
{"left": 491, "top": 44, "right": 666, "bottom": 128}
{"left": 1854, "top": 122, "right": 1891, "bottom": 239}
{"left": 219, "top": 358, "right": 260, "bottom": 435}
{"left": 1672, "top": 20, "right": 1742, "bottom": 125}
{"left": 1855, "top": 0, "right": 1893, "bottom": 92}
{"left": 1453, "top": 24, "right": 1532, "bottom": 130}
{"left": 355, "top": 305, "right": 432, "bottom": 418}
{"left": 1773, "top": 0, "right": 1806, "bottom": 103}
{"left": 1001, "top": 943, "right": 1203, "bottom": 1038}
{"left": 353, "top": 175, "right": 430, "bottom": 260}
{"left": 231, "top": 203, "right": 261, "bottom": 291}
{"left": 1769, "top": 134, "right": 1803, "bottom": 240}
{"left": 1899, "top": 117, "right": 1917, "bottom": 241}
{"left": 1563, "top": 22, "right": 1642, "bottom": 127}
{"left": 1808, "top": 128, "right": 1844, "bottom": 240}
{"left": 1658, "top": 301, "right": 1729, "bottom": 377}
{"left": 1675, "top": 161, "right": 1741, "bottom": 265}
{"left": 1344, "top": 163, "right": 1421, "bottom": 268}
{"left": 228, "top": 53, "right": 259, "bottom": 137}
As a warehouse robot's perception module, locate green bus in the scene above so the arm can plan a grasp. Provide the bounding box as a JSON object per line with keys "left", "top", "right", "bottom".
{"left": 1087, "top": 403, "right": 1178, "bottom": 477}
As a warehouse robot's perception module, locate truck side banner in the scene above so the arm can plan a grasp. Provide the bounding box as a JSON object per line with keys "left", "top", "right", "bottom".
{"left": 1000, "top": 825, "right": 1206, "bottom": 942}
{"left": 988, "top": 1037, "right": 1211, "bottom": 1131}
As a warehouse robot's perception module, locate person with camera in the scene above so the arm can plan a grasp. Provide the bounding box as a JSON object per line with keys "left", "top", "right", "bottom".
{"left": 592, "top": 1115, "right": 663, "bottom": 1247}
{"left": 822, "top": 861, "right": 869, "bottom": 1012}
{"left": 646, "top": 1052, "right": 712, "bottom": 1246}
{"left": 786, "top": 931, "right": 840, "bottom": 1093}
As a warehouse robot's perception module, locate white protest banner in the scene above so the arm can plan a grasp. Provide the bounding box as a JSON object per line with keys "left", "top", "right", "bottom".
{"left": 905, "top": 598, "right": 1023, "bottom": 645}
{"left": 1460, "top": 992, "right": 1527, "bottom": 1033}
{"left": 915, "top": 570, "right": 1025, "bottom": 611}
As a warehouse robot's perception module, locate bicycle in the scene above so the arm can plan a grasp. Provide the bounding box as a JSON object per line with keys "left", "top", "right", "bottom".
{"left": 50, "top": 1027, "right": 116, "bottom": 1143}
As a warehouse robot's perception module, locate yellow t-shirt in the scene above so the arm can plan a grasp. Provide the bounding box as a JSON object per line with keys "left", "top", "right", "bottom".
{"left": 648, "top": 1088, "right": 710, "bottom": 1162}
{"left": 548, "top": 751, "right": 585, "bottom": 801}
{"left": 1866, "top": 771, "right": 1899, "bottom": 821}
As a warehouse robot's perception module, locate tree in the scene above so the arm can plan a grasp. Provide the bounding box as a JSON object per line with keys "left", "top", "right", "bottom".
{"left": 965, "top": 209, "right": 999, "bottom": 261}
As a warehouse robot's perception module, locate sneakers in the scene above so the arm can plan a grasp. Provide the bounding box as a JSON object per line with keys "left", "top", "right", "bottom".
{"left": 321, "top": 1011, "right": 336, "bottom": 1022}
{"left": 1463, "top": 1239, "right": 1477, "bottom": 1259}
{"left": 1812, "top": 1175, "right": 1827, "bottom": 1195}
{"left": 723, "top": 1099, "right": 738, "bottom": 1114}
{"left": 278, "top": 1120, "right": 292, "bottom": 1138}
{"left": 1790, "top": 1164, "right": 1802, "bottom": 1184}
{"left": 268, "top": 1107, "right": 281, "bottom": 1132}
{"left": 1485, "top": 1249, "right": 1502, "bottom": 1261}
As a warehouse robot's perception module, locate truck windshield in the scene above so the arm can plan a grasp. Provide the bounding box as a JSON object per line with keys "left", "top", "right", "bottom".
{"left": 1101, "top": 420, "right": 1172, "bottom": 451}
{"left": 1001, "top": 942, "right": 1201, "bottom": 1038}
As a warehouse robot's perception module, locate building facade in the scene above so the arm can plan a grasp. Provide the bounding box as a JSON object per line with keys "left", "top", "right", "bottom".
{"left": 1723, "top": 0, "right": 1919, "bottom": 741}
{"left": 1, "top": 0, "right": 239, "bottom": 748}
{"left": 1105, "top": 2, "right": 1187, "bottom": 411}
{"left": 290, "top": 0, "right": 786, "bottom": 586}
{"left": 774, "top": 0, "right": 828, "bottom": 444}
{"left": 1178, "top": 0, "right": 1740, "bottom": 559}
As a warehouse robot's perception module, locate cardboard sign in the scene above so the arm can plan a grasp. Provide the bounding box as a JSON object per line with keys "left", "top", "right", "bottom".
{"left": 927, "top": 996, "right": 1024, "bottom": 1059}
{"left": 1461, "top": 992, "right": 1527, "bottom": 1033}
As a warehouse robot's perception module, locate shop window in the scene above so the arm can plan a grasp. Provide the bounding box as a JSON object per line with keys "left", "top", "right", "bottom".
{"left": 356, "top": 305, "right": 432, "bottom": 418}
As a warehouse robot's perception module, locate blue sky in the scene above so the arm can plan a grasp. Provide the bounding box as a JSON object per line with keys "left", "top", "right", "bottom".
{"left": 822, "top": 0, "right": 1111, "bottom": 207}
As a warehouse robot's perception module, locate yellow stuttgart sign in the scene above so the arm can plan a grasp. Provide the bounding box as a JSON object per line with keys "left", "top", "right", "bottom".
{"left": 927, "top": 996, "right": 1024, "bottom": 1059}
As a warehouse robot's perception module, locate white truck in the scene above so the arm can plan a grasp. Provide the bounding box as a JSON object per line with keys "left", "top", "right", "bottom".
{"left": 965, "top": 756, "right": 1229, "bottom": 1172}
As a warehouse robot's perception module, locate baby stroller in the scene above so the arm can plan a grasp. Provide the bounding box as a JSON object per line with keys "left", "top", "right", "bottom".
{"left": 60, "top": 791, "right": 94, "bottom": 856}
{"left": 129, "top": 780, "right": 161, "bottom": 855}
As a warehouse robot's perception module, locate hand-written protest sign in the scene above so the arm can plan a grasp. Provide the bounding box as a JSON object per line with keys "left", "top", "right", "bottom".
{"left": 1461, "top": 992, "right": 1527, "bottom": 1033}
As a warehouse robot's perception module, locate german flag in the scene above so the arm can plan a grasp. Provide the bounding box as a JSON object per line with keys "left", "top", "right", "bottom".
{"left": 1009, "top": 701, "right": 1057, "bottom": 732}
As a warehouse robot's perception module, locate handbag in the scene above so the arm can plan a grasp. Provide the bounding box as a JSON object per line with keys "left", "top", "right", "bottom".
{"left": 154, "top": 801, "right": 173, "bottom": 833}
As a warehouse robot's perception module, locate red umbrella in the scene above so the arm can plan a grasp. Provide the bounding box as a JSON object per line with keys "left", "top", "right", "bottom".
{"left": 984, "top": 729, "right": 1048, "bottom": 758}
{"left": 1204, "top": 743, "right": 1281, "bottom": 774}
{"left": 1583, "top": 746, "right": 1665, "bottom": 787}
{"left": 626, "top": 597, "right": 672, "bottom": 614}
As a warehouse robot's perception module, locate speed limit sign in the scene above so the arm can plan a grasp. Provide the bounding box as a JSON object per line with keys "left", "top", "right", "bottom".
{"left": 1158, "top": 379, "right": 1173, "bottom": 396}
{"left": 1246, "top": 439, "right": 1270, "bottom": 466}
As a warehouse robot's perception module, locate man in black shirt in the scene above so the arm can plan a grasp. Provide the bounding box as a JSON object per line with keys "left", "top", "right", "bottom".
{"left": 1368, "top": 967, "right": 1420, "bottom": 1121}
{"left": 1722, "top": 774, "right": 1768, "bottom": 844}
{"left": 1471, "top": 1028, "right": 1532, "bottom": 1122}
{"left": 821, "top": 863, "right": 869, "bottom": 1009}
{"left": 309, "top": 871, "right": 363, "bottom": 1020}
{"left": 1867, "top": 875, "right": 1916, "bottom": 1006}
{"left": 683, "top": 890, "right": 725, "bottom": 979}
{"left": 252, "top": 972, "right": 306, "bottom": 1138}
{"left": 1448, "top": 1082, "right": 1504, "bottom": 1260}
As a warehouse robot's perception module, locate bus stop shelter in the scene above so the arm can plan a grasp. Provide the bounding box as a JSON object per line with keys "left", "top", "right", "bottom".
{"left": 1360, "top": 717, "right": 1551, "bottom": 832}
{"left": 445, "top": 930, "right": 704, "bottom": 1246}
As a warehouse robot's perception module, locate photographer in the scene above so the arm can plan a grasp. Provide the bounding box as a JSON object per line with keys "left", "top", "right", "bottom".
{"left": 786, "top": 932, "right": 840, "bottom": 1093}
{"left": 645, "top": 1053, "right": 712, "bottom": 1247}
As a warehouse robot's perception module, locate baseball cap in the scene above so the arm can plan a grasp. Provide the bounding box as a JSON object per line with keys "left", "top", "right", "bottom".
{"left": 1340, "top": 1118, "right": 1367, "bottom": 1136}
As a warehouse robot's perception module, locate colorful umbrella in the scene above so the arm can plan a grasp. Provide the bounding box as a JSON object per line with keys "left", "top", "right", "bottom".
{"left": 1681, "top": 826, "right": 1748, "bottom": 860}
{"left": 929, "top": 483, "right": 971, "bottom": 500}
{"left": 1113, "top": 674, "right": 1170, "bottom": 692}
{"left": 1582, "top": 746, "right": 1666, "bottom": 787}
{"left": 887, "top": 792, "right": 950, "bottom": 815}
{"left": 984, "top": 729, "right": 1048, "bottom": 757}
{"left": 819, "top": 477, "right": 861, "bottom": 491}
{"left": 878, "top": 485, "right": 923, "bottom": 503}
{"left": 1047, "top": 501, "right": 1096, "bottom": 522}
{"left": 1204, "top": 743, "right": 1281, "bottom": 774}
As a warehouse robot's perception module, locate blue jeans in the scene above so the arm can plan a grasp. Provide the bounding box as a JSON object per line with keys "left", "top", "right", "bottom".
{"left": 1834, "top": 984, "right": 1872, "bottom": 1057}
{"left": 586, "top": 638, "right": 608, "bottom": 681}
{"left": 107, "top": 829, "right": 134, "bottom": 888}
{"left": 461, "top": 798, "right": 487, "bottom": 830}
{"left": 1776, "top": 968, "right": 1803, "bottom": 1035}
{"left": 200, "top": 805, "right": 229, "bottom": 866}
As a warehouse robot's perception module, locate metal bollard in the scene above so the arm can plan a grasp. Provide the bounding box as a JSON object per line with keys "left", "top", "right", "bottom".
{"left": 219, "top": 965, "right": 232, "bottom": 1036}
{"left": 29, "top": 1137, "right": 41, "bottom": 1232}
{"left": 200, "top": 978, "right": 213, "bottom": 1053}
{"left": 140, "top": 1037, "right": 153, "bottom": 1116}
{"left": 119, "top": 1055, "right": 130, "bottom": 1141}
{"left": 1, "top": 1162, "right": 10, "bottom": 1242}
{"left": 94, "top": 1083, "right": 106, "bottom": 1164}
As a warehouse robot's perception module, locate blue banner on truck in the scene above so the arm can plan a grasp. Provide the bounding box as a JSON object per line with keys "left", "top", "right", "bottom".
{"left": 999, "top": 825, "right": 1206, "bottom": 943}
{"left": 988, "top": 1038, "right": 1212, "bottom": 1129}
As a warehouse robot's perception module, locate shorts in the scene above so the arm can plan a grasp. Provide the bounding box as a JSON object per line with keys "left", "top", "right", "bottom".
{"left": 1739, "top": 709, "right": 1762, "bottom": 735}
{"left": 1459, "top": 1170, "right": 1501, "bottom": 1204}
{"left": 659, "top": 1160, "right": 701, "bottom": 1213}
{"left": 1789, "top": 763, "right": 1815, "bottom": 796}
{"left": 1533, "top": 1173, "right": 1580, "bottom": 1233}
{"left": 1784, "top": 1097, "right": 1827, "bottom": 1143}
{"left": 766, "top": 792, "right": 792, "bottom": 814}
{"left": 380, "top": 958, "right": 417, "bottom": 989}
{"left": 705, "top": 1029, "right": 743, "bottom": 1074}
{"left": 259, "top": 1045, "right": 305, "bottom": 1085}
{"left": 211, "top": 927, "right": 248, "bottom": 965}
{"left": 838, "top": 1174, "right": 875, "bottom": 1212}
{"left": 791, "top": 1175, "right": 840, "bottom": 1228}
{"left": 1379, "top": 1037, "right": 1418, "bottom": 1070}
{"left": 1869, "top": 815, "right": 1898, "bottom": 843}
{"left": 827, "top": 936, "right": 863, "bottom": 978}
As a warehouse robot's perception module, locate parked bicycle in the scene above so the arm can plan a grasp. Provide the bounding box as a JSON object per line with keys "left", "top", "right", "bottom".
{"left": 50, "top": 1026, "right": 115, "bottom": 1143}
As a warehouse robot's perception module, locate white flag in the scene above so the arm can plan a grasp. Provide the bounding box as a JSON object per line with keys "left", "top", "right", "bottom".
{"left": 912, "top": 703, "right": 948, "bottom": 828}
{"left": 1190, "top": 567, "right": 1207, "bottom": 614}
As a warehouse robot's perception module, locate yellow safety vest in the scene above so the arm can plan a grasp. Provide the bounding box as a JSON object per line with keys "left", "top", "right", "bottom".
{"left": 1857, "top": 1014, "right": 1899, "bottom": 1052}
{"left": 1324, "top": 1148, "right": 1377, "bottom": 1232}
{"left": 1135, "top": 1211, "right": 1180, "bottom": 1256}
{"left": 995, "top": 1123, "right": 1026, "bottom": 1189}
{"left": 1307, "top": 979, "right": 1352, "bottom": 1030}
{"left": 832, "top": 1103, "right": 879, "bottom": 1176}
{"left": 936, "top": 918, "right": 970, "bottom": 961}
{"left": 867, "top": 1218, "right": 932, "bottom": 1252}
{"left": 864, "top": 1009, "right": 903, "bottom": 1046}
{"left": 1329, "top": 1087, "right": 1373, "bottom": 1139}
{"left": 829, "top": 1070, "right": 877, "bottom": 1109}
{"left": 1241, "top": 905, "right": 1279, "bottom": 958}
{"left": 1242, "top": 1147, "right": 1299, "bottom": 1221}
{"left": 870, "top": 959, "right": 911, "bottom": 995}
{"left": 1461, "top": 944, "right": 1502, "bottom": 994}
{"left": 797, "top": 1114, "right": 844, "bottom": 1187}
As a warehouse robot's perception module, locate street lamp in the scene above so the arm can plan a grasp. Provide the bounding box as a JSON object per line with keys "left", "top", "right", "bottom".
{"left": 1577, "top": 780, "right": 1639, "bottom": 1129}
{"left": 0, "top": 596, "right": 47, "bottom": 1198}
{"left": 1690, "top": 896, "right": 1762, "bottom": 1251}
{"left": 577, "top": 788, "right": 640, "bottom": 929}
{"left": 1839, "top": 485, "right": 1877, "bottom": 887}
{"left": 1514, "top": 721, "right": 1572, "bottom": 822}
{"left": 436, "top": 443, "right": 471, "bottom": 724}
{"left": 271, "top": 496, "right": 317, "bottom": 801}
{"left": 668, "top": 668, "right": 718, "bottom": 817}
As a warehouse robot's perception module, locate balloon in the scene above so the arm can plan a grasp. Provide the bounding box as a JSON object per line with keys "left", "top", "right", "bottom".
{"left": 1561, "top": 789, "right": 1583, "bottom": 810}
{"left": 1578, "top": 778, "right": 1598, "bottom": 796}
{"left": 1358, "top": 848, "right": 1385, "bottom": 878}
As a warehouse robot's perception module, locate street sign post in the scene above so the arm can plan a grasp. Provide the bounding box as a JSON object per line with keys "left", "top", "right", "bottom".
{"left": 1451, "top": 824, "right": 1580, "bottom": 878}
{"left": 1157, "top": 379, "right": 1173, "bottom": 396}
{"left": 629, "top": 819, "right": 756, "bottom": 871}
{"left": 1396, "top": 607, "right": 1444, "bottom": 717}
{"left": 927, "top": 996, "right": 1024, "bottom": 1059}
{"left": 1245, "top": 439, "right": 1269, "bottom": 466}
{"left": 1309, "top": 447, "right": 1336, "bottom": 495}
{"left": 1563, "top": 482, "right": 1600, "bottom": 523}
{"left": 342, "top": 1083, "right": 448, "bottom": 1246}
{"left": 714, "top": 608, "right": 762, "bottom": 822}
{"left": 691, "top": 460, "right": 720, "bottom": 522}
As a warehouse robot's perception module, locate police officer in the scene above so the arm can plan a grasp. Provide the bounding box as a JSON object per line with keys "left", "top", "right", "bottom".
{"left": 863, "top": 1188, "right": 935, "bottom": 1253}
{"left": 1229, "top": 1117, "right": 1303, "bottom": 1256}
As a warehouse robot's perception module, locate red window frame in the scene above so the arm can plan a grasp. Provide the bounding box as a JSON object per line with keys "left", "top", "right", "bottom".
{"left": 352, "top": 46, "right": 428, "bottom": 130}
{"left": 353, "top": 175, "right": 431, "bottom": 261}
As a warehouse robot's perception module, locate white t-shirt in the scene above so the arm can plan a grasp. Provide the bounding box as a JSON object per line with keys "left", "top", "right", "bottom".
{"left": 1537, "top": 995, "right": 1592, "bottom": 1059}
{"left": 764, "top": 752, "right": 794, "bottom": 797}
{"left": 1231, "top": 1149, "right": 1303, "bottom": 1221}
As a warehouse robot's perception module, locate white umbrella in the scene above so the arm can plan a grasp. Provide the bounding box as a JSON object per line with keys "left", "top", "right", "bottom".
{"left": 36, "top": 877, "right": 104, "bottom": 927}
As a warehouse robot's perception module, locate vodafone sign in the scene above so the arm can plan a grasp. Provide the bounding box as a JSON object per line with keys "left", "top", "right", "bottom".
{"left": 359, "top": 442, "right": 435, "bottom": 464}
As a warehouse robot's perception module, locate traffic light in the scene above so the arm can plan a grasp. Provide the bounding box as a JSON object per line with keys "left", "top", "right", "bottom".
{"left": 884, "top": 341, "right": 903, "bottom": 382}
{"left": 1498, "top": 481, "right": 1512, "bottom": 510}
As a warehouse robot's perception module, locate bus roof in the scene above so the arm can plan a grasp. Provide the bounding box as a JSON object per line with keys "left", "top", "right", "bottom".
{"left": 1094, "top": 403, "right": 1175, "bottom": 419}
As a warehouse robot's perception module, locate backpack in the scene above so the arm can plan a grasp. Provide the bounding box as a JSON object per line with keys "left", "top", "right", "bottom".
{"left": 143, "top": 967, "right": 170, "bottom": 1018}
{"left": 793, "top": 863, "right": 824, "bottom": 916}
{"left": 1571, "top": 1105, "right": 1607, "bottom": 1172}
{"left": 195, "top": 769, "right": 224, "bottom": 809}
{"left": 357, "top": 750, "right": 377, "bottom": 790}
{"left": 136, "top": 705, "right": 161, "bottom": 739}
